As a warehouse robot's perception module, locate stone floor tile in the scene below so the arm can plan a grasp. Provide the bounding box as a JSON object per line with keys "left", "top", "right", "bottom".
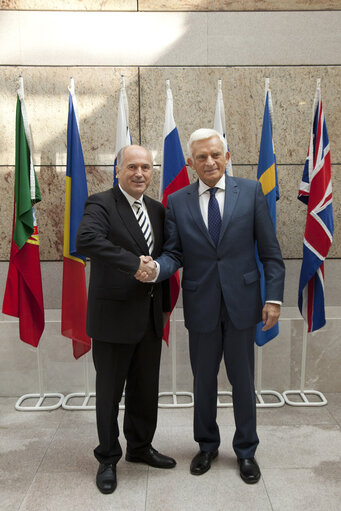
{"left": 39, "top": 424, "right": 98, "bottom": 474}
{"left": 19, "top": 469, "right": 148, "bottom": 511}
{"left": 0, "top": 397, "right": 63, "bottom": 430}
{"left": 257, "top": 424, "right": 341, "bottom": 469}
{"left": 0, "top": 427, "right": 58, "bottom": 473}
{"left": 256, "top": 401, "right": 337, "bottom": 426}
{"left": 146, "top": 467, "right": 272, "bottom": 511}
{"left": 0, "top": 470, "right": 35, "bottom": 511}
{"left": 325, "top": 393, "right": 341, "bottom": 426}
{"left": 263, "top": 466, "right": 341, "bottom": 511}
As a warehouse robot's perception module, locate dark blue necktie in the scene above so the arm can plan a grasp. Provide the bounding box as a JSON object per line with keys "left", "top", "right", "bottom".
{"left": 208, "top": 187, "right": 221, "bottom": 247}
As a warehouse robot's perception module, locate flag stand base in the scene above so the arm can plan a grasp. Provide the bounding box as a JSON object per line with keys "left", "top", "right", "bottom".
{"left": 256, "top": 390, "right": 285, "bottom": 408}
{"left": 217, "top": 390, "right": 284, "bottom": 408}
{"left": 217, "top": 390, "right": 233, "bottom": 407}
{"left": 282, "top": 390, "right": 327, "bottom": 406}
{"left": 62, "top": 392, "right": 96, "bottom": 410}
{"left": 15, "top": 393, "right": 64, "bottom": 411}
{"left": 158, "top": 391, "right": 194, "bottom": 408}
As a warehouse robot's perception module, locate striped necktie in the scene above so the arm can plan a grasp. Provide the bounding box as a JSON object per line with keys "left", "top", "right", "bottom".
{"left": 208, "top": 187, "right": 221, "bottom": 247}
{"left": 133, "top": 200, "right": 154, "bottom": 254}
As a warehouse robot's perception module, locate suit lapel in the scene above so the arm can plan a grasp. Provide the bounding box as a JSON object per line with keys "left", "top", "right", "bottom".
{"left": 113, "top": 186, "right": 149, "bottom": 254}
{"left": 144, "top": 196, "right": 162, "bottom": 257}
{"left": 186, "top": 181, "right": 215, "bottom": 247}
{"left": 219, "top": 175, "right": 239, "bottom": 243}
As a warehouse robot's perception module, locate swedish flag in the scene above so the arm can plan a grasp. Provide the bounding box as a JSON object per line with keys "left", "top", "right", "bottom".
{"left": 255, "top": 90, "right": 280, "bottom": 346}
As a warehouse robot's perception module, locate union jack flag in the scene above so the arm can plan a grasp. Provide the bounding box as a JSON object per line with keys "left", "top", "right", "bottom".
{"left": 298, "top": 82, "right": 333, "bottom": 332}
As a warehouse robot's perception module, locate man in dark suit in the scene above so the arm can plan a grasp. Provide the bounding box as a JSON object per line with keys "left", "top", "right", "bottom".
{"left": 76, "top": 145, "right": 176, "bottom": 495}
{"left": 136, "top": 129, "right": 285, "bottom": 484}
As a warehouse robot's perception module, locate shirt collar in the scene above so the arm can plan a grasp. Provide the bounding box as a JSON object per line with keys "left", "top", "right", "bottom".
{"left": 119, "top": 184, "right": 144, "bottom": 208}
{"left": 198, "top": 174, "right": 226, "bottom": 196}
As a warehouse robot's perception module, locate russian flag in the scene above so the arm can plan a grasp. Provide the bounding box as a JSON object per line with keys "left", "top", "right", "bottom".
{"left": 161, "top": 81, "right": 190, "bottom": 343}
{"left": 62, "top": 80, "right": 91, "bottom": 359}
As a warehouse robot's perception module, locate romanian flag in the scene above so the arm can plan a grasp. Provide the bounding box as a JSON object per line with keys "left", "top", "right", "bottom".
{"left": 161, "top": 81, "right": 190, "bottom": 343}
{"left": 62, "top": 82, "right": 91, "bottom": 359}
{"left": 2, "top": 82, "right": 45, "bottom": 347}
{"left": 255, "top": 89, "right": 280, "bottom": 346}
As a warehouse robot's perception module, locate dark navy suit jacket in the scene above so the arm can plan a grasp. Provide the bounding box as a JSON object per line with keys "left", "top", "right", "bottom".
{"left": 157, "top": 175, "right": 285, "bottom": 333}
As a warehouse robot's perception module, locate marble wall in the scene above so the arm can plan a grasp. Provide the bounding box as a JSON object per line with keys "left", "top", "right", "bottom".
{"left": 0, "top": 3, "right": 340, "bottom": 396}
{"left": 1, "top": 65, "right": 341, "bottom": 260}
{"left": 1, "top": 1, "right": 340, "bottom": 10}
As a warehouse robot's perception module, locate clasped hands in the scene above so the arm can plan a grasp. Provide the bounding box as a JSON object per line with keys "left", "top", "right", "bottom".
{"left": 134, "top": 255, "right": 157, "bottom": 282}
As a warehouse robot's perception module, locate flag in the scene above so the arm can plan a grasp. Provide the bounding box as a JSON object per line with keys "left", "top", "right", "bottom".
{"left": 213, "top": 80, "right": 233, "bottom": 176}
{"left": 62, "top": 82, "right": 91, "bottom": 359}
{"left": 255, "top": 89, "right": 280, "bottom": 346}
{"left": 2, "top": 82, "right": 45, "bottom": 347}
{"left": 298, "top": 82, "right": 333, "bottom": 332}
{"left": 113, "top": 77, "right": 131, "bottom": 186}
{"left": 161, "top": 82, "right": 190, "bottom": 344}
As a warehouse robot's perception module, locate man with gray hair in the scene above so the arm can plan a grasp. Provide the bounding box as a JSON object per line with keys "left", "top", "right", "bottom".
{"left": 136, "top": 128, "right": 285, "bottom": 483}
{"left": 76, "top": 144, "right": 176, "bottom": 495}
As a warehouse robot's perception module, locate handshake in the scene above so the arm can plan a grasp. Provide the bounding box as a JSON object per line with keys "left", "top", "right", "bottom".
{"left": 134, "top": 255, "right": 157, "bottom": 282}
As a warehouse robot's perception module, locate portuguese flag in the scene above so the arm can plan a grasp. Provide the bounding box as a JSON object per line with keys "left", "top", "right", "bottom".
{"left": 2, "top": 89, "right": 45, "bottom": 347}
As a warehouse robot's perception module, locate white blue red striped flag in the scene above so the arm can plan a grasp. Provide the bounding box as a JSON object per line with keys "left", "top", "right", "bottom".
{"left": 113, "top": 77, "right": 131, "bottom": 185}
{"left": 161, "top": 81, "right": 190, "bottom": 343}
{"left": 298, "top": 81, "right": 333, "bottom": 332}
{"left": 213, "top": 79, "right": 233, "bottom": 176}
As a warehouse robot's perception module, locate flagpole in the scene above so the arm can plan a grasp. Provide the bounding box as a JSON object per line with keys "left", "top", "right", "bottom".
{"left": 13, "top": 76, "right": 63, "bottom": 411}
{"left": 300, "top": 322, "right": 308, "bottom": 392}
{"left": 253, "top": 77, "right": 284, "bottom": 408}
{"left": 283, "top": 77, "right": 329, "bottom": 407}
{"left": 171, "top": 308, "right": 177, "bottom": 400}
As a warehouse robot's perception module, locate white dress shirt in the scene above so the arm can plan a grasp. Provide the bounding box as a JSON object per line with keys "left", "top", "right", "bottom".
{"left": 119, "top": 184, "right": 154, "bottom": 247}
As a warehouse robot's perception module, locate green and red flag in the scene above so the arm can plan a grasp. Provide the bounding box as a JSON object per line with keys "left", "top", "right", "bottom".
{"left": 2, "top": 82, "right": 45, "bottom": 347}
{"left": 61, "top": 80, "right": 91, "bottom": 359}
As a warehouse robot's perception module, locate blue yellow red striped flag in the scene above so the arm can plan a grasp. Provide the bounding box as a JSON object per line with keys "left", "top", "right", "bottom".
{"left": 62, "top": 82, "right": 91, "bottom": 359}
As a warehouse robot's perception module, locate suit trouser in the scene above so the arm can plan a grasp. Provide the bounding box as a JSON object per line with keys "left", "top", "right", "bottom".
{"left": 92, "top": 310, "right": 162, "bottom": 465}
{"left": 188, "top": 300, "right": 259, "bottom": 459}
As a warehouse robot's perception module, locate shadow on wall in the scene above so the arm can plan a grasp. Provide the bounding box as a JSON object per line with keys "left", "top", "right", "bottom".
{"left": 0, "top": 10, "right": 340, "bottom": 262}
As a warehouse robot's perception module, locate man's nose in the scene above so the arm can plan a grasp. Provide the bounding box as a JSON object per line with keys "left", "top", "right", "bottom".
{"left": 135, "top": 166, "right": 143, "bottom": 176}
{"left": 206, "top": 155, "right": 214, "bottom": 166}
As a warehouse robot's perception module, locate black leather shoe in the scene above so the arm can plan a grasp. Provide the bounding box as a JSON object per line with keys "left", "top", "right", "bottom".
{"left": 238, "top": 457, "right": 261, "bottom": 484}
{"left": 190, "top": 450, "right": 218, "bottom": 475}
{"left": 125, "top": 446, "right": 176, "bottom": 468}
{"left": 96, "top": 463, "right": 117, "bottom": 494}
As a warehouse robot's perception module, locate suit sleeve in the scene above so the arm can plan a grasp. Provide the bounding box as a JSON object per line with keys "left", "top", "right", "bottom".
{"left": 156, "top": 195, "right": 184, "bottom": 282}
{"left": 76, "top": 194, "right": 140, "bottom": 275}
{"left": 254, "top": 181, "right": 285, "bottom": 302}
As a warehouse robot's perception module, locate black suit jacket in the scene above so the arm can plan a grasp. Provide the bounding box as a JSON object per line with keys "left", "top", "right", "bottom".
{"left": 76, "top": 186, "right": 170, "bottom": 343}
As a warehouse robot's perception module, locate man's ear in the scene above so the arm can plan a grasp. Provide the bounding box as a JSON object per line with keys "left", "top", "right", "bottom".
{"left": 187, "top": 157, "right": 194, "bottom": 169}
{"left": 225, "top": 151, "right": 230, "bottom": 163}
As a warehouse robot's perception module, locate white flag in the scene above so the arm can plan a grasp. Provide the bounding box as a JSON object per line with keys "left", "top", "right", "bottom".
{"left": 114, "top": 77, "right": 131, "bottom": 184}
{"left": 213, "top": 80, "right": 233, "bottom": 176}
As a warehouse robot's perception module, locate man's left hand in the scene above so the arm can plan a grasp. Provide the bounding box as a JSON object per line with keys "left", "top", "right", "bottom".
{"left": 261, "top": 303, "right": 281, "bottom": 331}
